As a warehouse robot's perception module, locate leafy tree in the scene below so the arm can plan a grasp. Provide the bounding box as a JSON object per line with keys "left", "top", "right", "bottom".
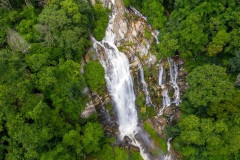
{"left": 207, "top": 30, "right": 231, "bottom": 56}
{"left": 156, "top": 32, "right": 179, "bottom": 59}
{"left": 37, "top": 2, "right": 90, "bottom": 61}
{"left": 84, "top": 61, "right": 105, "bottom": 93}
{"left": 93, "top": 3, "right": 109, "bottom": 41}
{"left": 15, "top": 6, "right": 38, "bottom": 42}
{"left": 177, "top": 114, "right": 240, "bottom": 159}
{"left": 38, "top": 4, "right": 71, "bottom": 31}
{"left": 142, "top": 0, "right": 166, "bottom": 30}
{"left": 0, "top": 1, "right": 108, "bottom": 159}
{"left": 81, "top": 122, "right": 104, "bottom": 154}
{"left": 185, "top": 64, "right": 235, "bottom": 107}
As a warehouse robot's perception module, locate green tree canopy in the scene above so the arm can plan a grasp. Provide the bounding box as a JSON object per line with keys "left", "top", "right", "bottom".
{"left": 185, "top": 64, "right": 235, "bottom": 107}
{"left": 84, "top": 61, "right": 106, "bottom": 93}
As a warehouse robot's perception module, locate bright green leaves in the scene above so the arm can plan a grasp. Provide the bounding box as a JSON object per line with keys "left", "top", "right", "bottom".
{"left": 84, "top": 61, "right": 106, "bottom": 94}
{"left": 142, "top": 0, "right": 167, "bottom": 30}
{"left": 214, "top": 120, "right": 228, "bottom": 133}
{"left": 186, "top": 64, "right": 234, "bottom": 107}
{"left": 156, "top": 33, "right": 179, "bottom": 59}
{"left": 16, "top": 6, "right": 38, "bottom": 42}
{"left": 123, "top": 0, "right": 166, "bottom": 30}
{"left": 26, "top": 51, "right": 50, "bottom": 72}
{"left": 82, "top": 122, "right": 104, "bottom": 154}
{"left": 58, "top": 27, "right": 89, "bottom": 60}
{"left": 177, "top": 13, "right": 208, "bottom": 57}
{"left": 38, "top": 1, "right": 91, "bottom": 61}
{"left": 0, "top": 1, "right": 107, "bottom": 159}
{"left": 177, "top": 64, "right": 240, "bottom": 159}
{"left": 60, "top": 0, "right": 81, "bottom": 23}
{"left": 179, "top": 115, "right": 201, "bottom": 145}
{"left": 207, "top": 30, "right": 231, "bottom": 56}
{"left": 62, "top": 129, "right": 83, "bottom": 157}
{"left": 179, "top": 115, "right": 200, "bottom": 131}
{"left": 178, "top": 115, "right": 240, "bottom": 158}
{"left": 93, "top": 3, "right": 109, "bottom": 41}
{"left": 48, "top": 60, "right": 86, "bottom": 121}
{"left": 38, "top": 4, "right": 71, "bottom": 31}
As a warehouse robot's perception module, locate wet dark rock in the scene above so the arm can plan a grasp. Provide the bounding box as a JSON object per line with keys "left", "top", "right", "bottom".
{"left": 124, "top": 136, "right": 132, "bottom": 144}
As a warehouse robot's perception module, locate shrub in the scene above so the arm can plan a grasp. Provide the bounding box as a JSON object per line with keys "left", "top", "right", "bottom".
{"left": 84, "top": 61, "right": 105, "bottom": 93}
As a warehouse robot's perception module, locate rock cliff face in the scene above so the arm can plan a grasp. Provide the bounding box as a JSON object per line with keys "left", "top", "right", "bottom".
{"left": 82, "top": 0, "right": 188, "bottom": 159}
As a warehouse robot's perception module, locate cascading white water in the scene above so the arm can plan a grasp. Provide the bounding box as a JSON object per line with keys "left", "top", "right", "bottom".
{"left": 158, "top": 89, "right": 171, "bottom": 116}
{"left": 95, "top": 41, "right": 139, "bottom": 137}
{"left": 135, "top": 57, "right": 152, "bottom": 105}
{"left": 164, "top": 138, "right": 172, "bottom": 160}
{"left": 130, "top": 6, "right": 147, "bottom": 21}
{"left": 168, "top": 58, "right": 180, "bottom": 105}
{"left": 152, "top": 30, "right": 160, "bottom": 44}
{"left": 158, "top": 65, "right": 171, "bottom": 116}
{"left": 158, "top": 65, "right": 164, "bottom": 86}
{"left": 92, "top": 1, "right": 149, "bottom": 159}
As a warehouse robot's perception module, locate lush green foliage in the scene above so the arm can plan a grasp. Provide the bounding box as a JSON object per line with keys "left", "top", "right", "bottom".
{"left": 93, "top": 3, "right": 109, "bottom": 41}
{"left": 124, "top": 0, "right": 166, "bottom": 30}
{"left": 185, "top": 65, "right": 235, "bottom": 107}
{"left": 90, "top": 144, "right": 143, "bottom": 160}
{"left": 0, "top": 1, "right": 109, "bottom": 159}
{"left": 84, "top": 61, "right": 106, "bottom": 93}
{"left": 171, "top": 65, "right": 240, "bottom": 159}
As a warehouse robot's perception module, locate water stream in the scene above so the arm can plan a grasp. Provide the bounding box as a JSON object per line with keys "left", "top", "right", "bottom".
{"left": 130, "top": 6, "right": 147, "bottom": 21}
{"left": 93, "top": 1, "right": 149, "bottom": 159}
{"left": 168, "top": 58, "right": 180, "bottom": 105}
{"left": 158, "top": 64, "right": 171, "bottom": 116}
{"left": 135, "top": 56, "right": 152, "bottom": 105}
{"left": 164, "top": 138, "right": 172, "bottom": 160}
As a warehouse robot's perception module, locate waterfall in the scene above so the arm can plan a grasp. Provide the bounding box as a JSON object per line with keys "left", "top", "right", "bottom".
{"left": 103, "top": 106, "right": 111, "bottom": 122}
{"left": 92, "top": 1, "right": 149, "bottom": 159}
{"left": 168, "top": 58, "right": 180, "bottom": 105}
{"left": 158, "top": 64, "right": 171, "bottom": 116}
{"left": 135, "top": 57, "right": 152, "bottom": 105}
{"left": 94, "top": 41, "right": 139, "bottom": 137}
{"left": 158, "top": 58, "right": 181, "bottom": 115}
{"left": 152, "top": 30, "right": 159, "bottom": 44}
{"left": 130, "top": 6, "right": 147, "bottom": 21}
{"left": 158, "top": 65, "right": 164, "bottom": 86}
{"left": 164, "top": 138, "right": 172, "bottom": 160}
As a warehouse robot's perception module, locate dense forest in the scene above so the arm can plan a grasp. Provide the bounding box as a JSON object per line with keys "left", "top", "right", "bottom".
{"left": 0, "top": 0, "right": 240, "bottom": 159}
{"left": 0, "top": 0, "right": 124, "bottom": 159}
